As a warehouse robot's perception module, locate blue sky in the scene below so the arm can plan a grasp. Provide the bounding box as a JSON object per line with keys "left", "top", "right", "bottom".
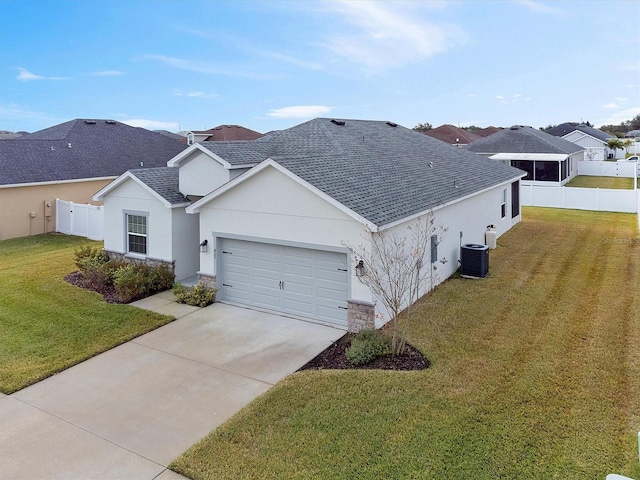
{"left": 1, "top": 0, "right": 638, "bottom": 134}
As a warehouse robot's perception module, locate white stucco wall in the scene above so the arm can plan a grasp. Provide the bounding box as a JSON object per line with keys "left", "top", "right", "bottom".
{"left": 171, "top": 208, "right": 200, "bottom": 280}
{"left": 196, "top": 165, "right": 373, "bottom": 303}
{"left": 101, "top": 179, "right": 174, "bottom": 262}
{"left": 370, "top": 181, "right": 520, "bottom": 326}
{"left": 196, "top": 165, "right": 523, "bottom": 326}
{"left": 178, "top": 151, "right": 231, "bottom": 196}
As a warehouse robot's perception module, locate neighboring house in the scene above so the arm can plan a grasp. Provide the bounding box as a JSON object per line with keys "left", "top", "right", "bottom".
{"left": 181, "top": 124, "right": 264, "bottom": 145}
{"left": 470, "top": 126, "right": 502, "bottom": 138}
{"left": 0, "top": 119, "right": 187, "bottom": 240}
{"left": 545, "top": 123, "right": 617, "bottom": 160}
{"left": 0, "top": 130, "right": 24, "bottom": 140}
{"left": 422, "top": 124, "right": 482, "bottom": 146}
{"left": 96, "top": 118, "right": 525, "bottom": 331}
{"left": 466, "top": 125, "right": 584, "bottom": 186}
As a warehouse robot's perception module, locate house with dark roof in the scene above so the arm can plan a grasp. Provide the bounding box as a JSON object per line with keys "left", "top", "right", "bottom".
{"left": 545, "top": 123, "right": 617, "bottom": 160}
{"left": 182, "top": 124, "right": 264, "bottom": 145}
{"left": 466, "top": 125, "right": 584, "bottom": 185}
{"left": 423, "top": 124, "right": 482, "bottom": 146}
{"left": 95, "top": 118, "right": 524, "bottom": 331}
{"left": 0, "top": 119, "right": 187, "bottom": 240}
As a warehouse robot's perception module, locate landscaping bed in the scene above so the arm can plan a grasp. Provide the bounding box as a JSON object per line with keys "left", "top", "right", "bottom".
{"left": 299, "top": 333, "right": 429, "bottom": 371}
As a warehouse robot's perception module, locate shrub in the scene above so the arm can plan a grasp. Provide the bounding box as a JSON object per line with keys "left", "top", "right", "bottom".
{"left": 77, "top": 256, "right": 112, "bottom": 291}
{"left": 74, "top": 245, "right": 108, "bottom": 272}
{"left": 112, "top": 263, "right": 175, "bottom": 303}
{"left": 148, "top": 264, "right": 175, "bottom": 292}
{"left": 173, "top": 282, "right": 216, "bottom": 307}
{"left": 346, "top": 329, "right": 392, "bottom": 366}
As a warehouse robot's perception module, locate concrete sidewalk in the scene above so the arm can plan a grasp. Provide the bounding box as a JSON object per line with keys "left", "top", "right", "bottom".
{"left": 1, "top": 292, "right": 344, "bottom": 480}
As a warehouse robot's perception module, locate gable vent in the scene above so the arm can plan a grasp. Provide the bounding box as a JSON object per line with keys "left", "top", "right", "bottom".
{"left": 386, "top": 121, "right": 398, "bottom": 127}
{"left": 84, "top": 120, "right": 96, "bottom": 125}
{"left": 331, "top": 119, "right": 345, "bottom": 126}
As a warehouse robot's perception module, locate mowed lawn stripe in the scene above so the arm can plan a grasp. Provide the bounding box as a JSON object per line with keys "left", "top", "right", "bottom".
{"left": 0, "top": 234, "right": 174, "bottom": 394}
{"left": 172, "top": 207, "right": 640, "bottom": 480}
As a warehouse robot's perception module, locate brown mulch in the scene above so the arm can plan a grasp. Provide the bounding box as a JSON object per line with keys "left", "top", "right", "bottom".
{"left": 298, "top": 333, "right": 429, "bottom": 371}
{"left": 65, "top": 271, "right": 120, "bottom": 303}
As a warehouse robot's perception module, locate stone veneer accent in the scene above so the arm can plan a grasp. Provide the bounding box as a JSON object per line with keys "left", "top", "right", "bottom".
{"left": 197, "top": 273, "right": 217, "bottom": 290}
{"left": 105, "top": 250, "right": 175, "bottom": 274}
{"left": 347, "top": 299, "right": 375, "bottom": 332}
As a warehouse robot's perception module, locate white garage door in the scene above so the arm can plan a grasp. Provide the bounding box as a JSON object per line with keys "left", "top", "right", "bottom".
{"left": 220, "top": 238, "right": 349, "bottom": 326}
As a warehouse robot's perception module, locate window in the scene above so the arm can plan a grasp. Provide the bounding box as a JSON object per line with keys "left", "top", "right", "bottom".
{"left": 187, "top": 132, "right": 195, "bottom": 145}
{"left": 511, "top": 181, "right": 520, "bottom": 218}
{"left": 126, "top": 214, "right": 147, "bottom": 255}
{"left": 430, "top": 234, "right": 438, "bottom": 263}
{"left": 501, "top": 189, "right": 507, "bottom": 218}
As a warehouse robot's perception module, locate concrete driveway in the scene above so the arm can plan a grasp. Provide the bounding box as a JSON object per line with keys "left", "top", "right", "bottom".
{"left": 0, "top": 292, "right": 344, "bottom": 480}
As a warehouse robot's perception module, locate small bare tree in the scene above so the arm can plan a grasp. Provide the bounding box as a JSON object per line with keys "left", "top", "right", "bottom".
{"left": 346, "top": 213, "right": 447, "bottom": 356}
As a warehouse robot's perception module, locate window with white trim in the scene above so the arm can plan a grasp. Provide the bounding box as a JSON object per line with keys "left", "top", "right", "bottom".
{"left": 126, "top": 214, "right": 147, "bottom": 255}
{"left": 500, "top": 189, "right": 507, "bottom": 218}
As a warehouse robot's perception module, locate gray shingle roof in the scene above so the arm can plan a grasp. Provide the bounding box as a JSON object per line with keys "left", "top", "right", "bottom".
{"left": 207, "top": 118, "right": 524, "bottom": 227}
{"left": 129, "top": 167, "right": 189, "bottom": 205}
{"left": 545, "top": 123, "right": 614, "bottom": 142}
{"left": 0, "top": 119, "right": 187, "bottom": 185}
{"left": 466, "top": 125, "right": 584, "bottom": 156}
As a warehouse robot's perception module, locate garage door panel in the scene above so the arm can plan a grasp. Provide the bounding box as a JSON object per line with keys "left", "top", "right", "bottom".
{"left": 317, "top": 305, "right": 347, "bottom": 323}
{"left": 225, "top": 271, "right": 251, "bottom": 285}
{"left": 220, "top": 238, "right": 349, "bottom": 326}
{"left": 317, "top": 286, "right": 347, "bottom": 302}
{"left": 283, "top": 281, "right": 314, "bottom": 296}
{"left": 283, "top": 297, "right": 314, "bottom": 316}
{"left": 283, "top": 263, "right": 313, "bottom": 278}
{"left": 253, "top": 258, "right": 280, "bottom": 274}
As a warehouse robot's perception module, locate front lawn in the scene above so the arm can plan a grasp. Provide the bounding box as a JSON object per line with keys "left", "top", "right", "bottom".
{"left": 172, "top": 207, "right": 640, "bottom": 479}
{"left": 565, "top": 175, "right": 635, "bottom": 189}
{"left": 0, "top": 234, "right": 174, "bottom": 394}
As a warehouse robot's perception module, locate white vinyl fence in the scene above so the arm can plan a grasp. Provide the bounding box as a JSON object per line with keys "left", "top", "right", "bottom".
{"left": 578, "top": 160, "right": 639, "bottom": 177}
{"left": 56, "top": 199, "right": 104, "bottom": 240}
{"left": 521, "top": 185, "right": 638, "bottom": 213}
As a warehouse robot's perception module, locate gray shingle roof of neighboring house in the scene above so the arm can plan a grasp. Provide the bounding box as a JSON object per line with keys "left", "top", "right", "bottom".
{"left": 205, "top": 118, "right": 525, "bottom": 226}
{"left": 128, "top": 167, "right": 190, "bottom": 205}
{"left": 545, "top": 123, "right": 614, "bottom": 142}
{"left": 466, "top": 125, "right": 584, "bottom": 156}
{"left": 0, "top": 119, "right": 187, "bottom": 186}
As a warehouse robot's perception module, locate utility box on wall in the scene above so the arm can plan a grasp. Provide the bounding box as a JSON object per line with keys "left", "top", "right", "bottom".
{"left": 460, "top": 243, "right": 489, "bottom": 279}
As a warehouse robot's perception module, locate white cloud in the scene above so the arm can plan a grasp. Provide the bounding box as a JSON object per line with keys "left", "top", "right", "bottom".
{"left": 173, "top": 90, "right": 219, "bottom": 99}
{"left": 317, "top": 1, "right": 467, "bottom": 71}
{"left": 0, "top": 103, "right": 63, "bottom": 128}
{"left": 141, "top": 54, "right": 278, "bottom": 80}
{"left": 16, "top": 67, "right": 69, "bottom": 81}
{"left": 600, "top": 106, "right": 640, "bottom": 126}
{"left": 516, "top": 0, "right": 565, "bottom": 15}
{"left": 267, "top": 105, "right": 333, "bottom": 119}
{"left": 603, "top": 103, "right": 620, "bottom": 109}
{"left": 88, "top": 70, "right": 125, "bottom": 76}
{"left": 122, "top": 118, "right": 180, "bottom": 131}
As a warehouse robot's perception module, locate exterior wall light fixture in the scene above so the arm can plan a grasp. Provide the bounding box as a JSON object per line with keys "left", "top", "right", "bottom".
{"left": 200, "top": 239, "right": 208, "bottom": 253}
{"left": 355, "top": 260, "right": 365, "bottom": 277}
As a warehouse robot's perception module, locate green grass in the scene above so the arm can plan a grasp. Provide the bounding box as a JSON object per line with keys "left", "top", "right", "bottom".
{"left": 565, "top": 175, "right": 635, "bottom": 189}
{"left": 0, "top": 234, "right": 174, "bottom": 394}
{"left": 171, "top": 207, "right": 640, "bottom": 480}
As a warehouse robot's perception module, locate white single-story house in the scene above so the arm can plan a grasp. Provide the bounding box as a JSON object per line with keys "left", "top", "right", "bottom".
{"left": 95, "top": 118, "right": 525, "bottom": 331}
{"left": 544, "top": 123, "right": 618, "bottom": 161}
{"left": 466, "top": 125, "right": 584, "bottom": 186}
